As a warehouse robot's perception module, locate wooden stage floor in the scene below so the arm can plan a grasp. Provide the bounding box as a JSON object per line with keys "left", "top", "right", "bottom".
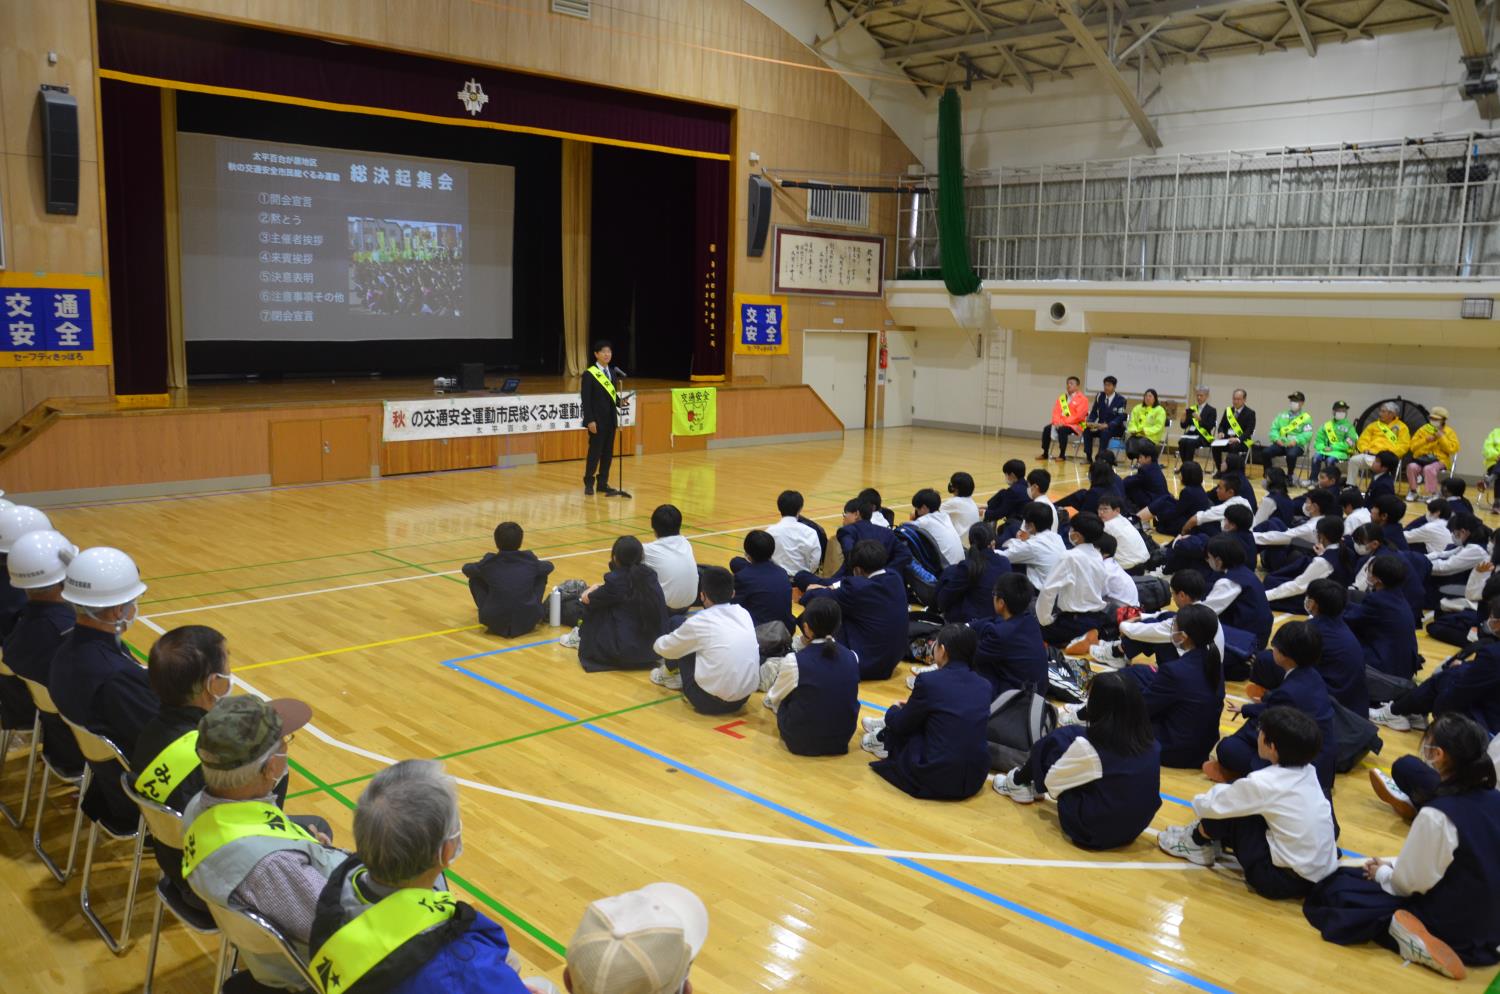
{"left": 2, "top": 427, "right": 1496, "bottom": 994}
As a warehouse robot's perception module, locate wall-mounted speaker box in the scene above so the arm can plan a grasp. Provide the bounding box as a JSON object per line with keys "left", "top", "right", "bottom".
{"left": 747, "top": 175, "right": 772, "bottom": 257}
{"left": 39, "top": 87, "right": 79, "bottom": 216}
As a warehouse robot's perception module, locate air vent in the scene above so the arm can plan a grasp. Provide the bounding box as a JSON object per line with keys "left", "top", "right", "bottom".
{"left": 552, "top": 0, "right": 591, "bottom": 18}
{"left": 806, "top": 183, "right": 869, "bottom": 228}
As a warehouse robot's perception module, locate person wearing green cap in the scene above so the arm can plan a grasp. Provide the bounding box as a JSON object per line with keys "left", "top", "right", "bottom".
{"left": 182, "top": 695, "right": 343, "bottom": 989}
{"left": 1310, "top": 401, "right": 1357, "bottom": 486}
{"left": 1255, "top": 391, "right": 1314, "bottom": 485}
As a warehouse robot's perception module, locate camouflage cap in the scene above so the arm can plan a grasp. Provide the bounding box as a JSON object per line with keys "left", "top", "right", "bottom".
{"left": 196, "top": 696, "right": 312, "bottom": 770}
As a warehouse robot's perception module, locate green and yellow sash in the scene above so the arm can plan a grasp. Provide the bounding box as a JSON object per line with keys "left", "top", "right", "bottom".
{"left": 1190, "top": 406, "right": 1213, "bottom": 441}
{"left": 1058, "top": 392, "right": 1073, "bottom": 419}
{"left": 587, "top": 365, "right": 618, "bottom": 404}
{"left": 310, "top": 887, "right": 459, "bottom": 994}
{"left": 182, "top": 801, "right": 316, "bottom": 878}
{"left": 133, "top": 730, "right": 201, "bottom": 804}
{"left": 1225, "top": 408, "right": 1244, "bottom": 438}
{"left": 1285, "top": 412, "right": 1311, "bottom": 434}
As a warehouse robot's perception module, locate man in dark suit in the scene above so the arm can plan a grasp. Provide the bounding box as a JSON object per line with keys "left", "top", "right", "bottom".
{"left": 1080, "top": 375, "right": 1128, "bottom": 462}
{"left": 580, "top": 339, "right": 627, "bottom": 495}
{"left": 1177, "top": 386, "right": 1217, "bottom": 467}
{"left": 1213, "top": 388, "right": 1256, "bottom": 471}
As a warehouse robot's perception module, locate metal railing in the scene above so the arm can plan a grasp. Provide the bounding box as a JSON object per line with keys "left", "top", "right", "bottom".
{"left": 897, "top": 132, "right": 1500, "bottom": 281}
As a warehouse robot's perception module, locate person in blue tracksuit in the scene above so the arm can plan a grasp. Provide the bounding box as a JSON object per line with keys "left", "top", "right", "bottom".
{"left": 935, "top": 523, "right": 1009, "bottom": 625}
{"left": 1121, "top": 441, "right": 1168, "bottom": 514}
{"left": 1211, "top": 620, "right": 1337, "bottom": 794}
{"left": 800, "top": 540, "right": 909, "bottom": 681}
{"left": 1305, "top": 714, "right": 1500, "bottom": 980}
{"left": 1365, "top": 449, "right": 1400, "bottom": 508}
{"left": 1251, "top": 578, "right": 1368, "bottom": 714}
{"left": 863, "top": 624, "right": 991, "bottom": 801}
{"left": 1123, "top": 603, "right": 1226, "bottom": 768}
{"left": 971, "top": 573, "right": 1049, "bottom": 699}
{"left": 765, "top": 597, "right": 861, "bottom": 757}
{"left": 1345, "top": 554, "right": 1421, "bottom": 680}
{"left": 984, "top": 459, "right": 1031, "bottom": 528}
{"left": 1145, "top": 460, "right": 1212, "bottom": 537}
{"left": 992, "top": 670, "right": 1162, "bottom": 850}
{"left": 1204, "top": 534, "right": 1274, "bottom": 652}
{"left": 730, "top": 529, "right": 795, "bottom": 633}
{"left": 1080, "top": 375, "right": 1128, "bottom": 463}
{"left": 1370, "top": 599, "right": 1500, "bottom": 735}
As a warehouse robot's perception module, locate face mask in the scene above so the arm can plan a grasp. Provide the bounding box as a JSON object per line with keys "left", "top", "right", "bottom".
{"left": 1304, "top": 599, "right": 1316, "bottom": 615}
{"left": 1431, "top": 420, "right": 1444, "bottom": 430}
{"left": 1303, "top": 503, "right": 1316, "bottom": 517}
{"left": 1419, "top": 744, "right": 1440, "bottom": 769}
{"left": 208, "top": 672, "right": 233, "bottom": 704}
{"left": 1313, "top": 541, "right": 1327, "bottom": 554}
{"left": 1170, "top": 632, "right": 1187, "bottom": 650}
{"left": 111, "top": 602, "right": 138, "bottom": 635}
{"left": 1354, "top": 542, "right": 1373, "bottom": 556}
{"left": 1334, "top": 412, "right": 1347, "bottom": 421}
{"left": 1290, "top": 402, "right": 1302, "bottom": 412}
{"left": 445, "top": 825, "right": 464, "bottom": 864}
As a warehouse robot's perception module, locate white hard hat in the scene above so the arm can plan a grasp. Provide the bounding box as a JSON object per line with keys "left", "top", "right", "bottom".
{"left": 62, "top": 547, "right": 148, "bottom": 608}
{"left": 7, "top": 530, "right": 77, "bottom": 589}
{"left": 0, "top": 505, "right": 52, "bottom": 554}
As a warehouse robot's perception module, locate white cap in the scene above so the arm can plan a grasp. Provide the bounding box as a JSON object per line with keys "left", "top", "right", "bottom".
{"left": 7, "top": 530, "right": 77, "bottom": 589}
{"left": 566, "top": 883, "right": 708, "bottom": 994}
{"left": 62, "top": 546, "right": 148, "bottom": 608}
{"left": 0, "top": 505, "right": 52, "bottom": 553}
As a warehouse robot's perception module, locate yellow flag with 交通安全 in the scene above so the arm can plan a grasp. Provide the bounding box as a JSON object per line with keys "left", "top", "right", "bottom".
{"left": 671, "top": 388, "right": 717, "bottom": 436}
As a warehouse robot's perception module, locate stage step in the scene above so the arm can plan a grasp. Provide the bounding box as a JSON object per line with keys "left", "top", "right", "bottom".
{"left": 0, "top": 403, "right": 61, "bottom": 466}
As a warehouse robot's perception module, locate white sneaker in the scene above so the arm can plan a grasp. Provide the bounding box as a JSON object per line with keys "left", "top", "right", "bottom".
{"left": 992, "top": 768, "right": 1036, "bottom": 803}
{"left": 1089, "top": 642, "right": 1125, "bottom": 668}
{"left": 1370, "top": 769, "right": 1416, "bottom": 820}
{"left": 860, "top": 715, "right": 886, "bottom": 735}
{"left": 1157, "top": 824, "right": 1215, "bottom": 866}
{"left": 1368, "top": 703, "right": 1411, "bottom": 731}
{"left": 649, "top": 664, "right": 682, "bottom": 690}
{"left": 558, "top": 626, "right": 582, "bottom": 649}
{"left": 1439, "top": 596, "right": 1471, "bottom": 613}
{"left": 905, "top": 663, "right": 938, "bottom": 690}
{"left": 859, "top": 730, "right": 888, "bottom": 759}
{"left": 1058, "top": 703, "right": 1087, "bottom": 727}
{"left": 758, "top": 658, "right": 780, "bottom": 693}
{"left": 1388, "top": 911, "right": 1467, "bottom": 980}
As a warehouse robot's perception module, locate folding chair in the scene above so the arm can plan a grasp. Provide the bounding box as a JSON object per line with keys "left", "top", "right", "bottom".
{"left": 212, "top": 905, "right": 320, "bottom": 993}
{"left": 60, "top": 718, "right": 144, "bottom": 953}
{"left": 19, "top": 676, "right": 87, "bottom": 881}
{"left": 125, "top": 777, "right": 229, "bottom": 993}
{"left": 0, "top": 658, "right": 34, "bottom": 828}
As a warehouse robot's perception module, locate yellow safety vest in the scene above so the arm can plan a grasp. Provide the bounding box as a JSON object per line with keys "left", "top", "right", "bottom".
{"left": 1225, "top": 408, "right": 1244, "bottom": 438}
{"left": 182, "top": 801, "right": 316, "bottom": 878}
{"left": 133, "top": 730, "right": 201, "bottom": 803}
{"left": 1058, "top": 392, "right": 1073, "bottom": 419}
{"left": 587, "top": 365, "right": 618, "bottom": 404}
{"left": 310, "top": 885, "right": 459, "bottom": 994}
{"left": 1189, "top": 405, "right": 1213, "bottom": 441}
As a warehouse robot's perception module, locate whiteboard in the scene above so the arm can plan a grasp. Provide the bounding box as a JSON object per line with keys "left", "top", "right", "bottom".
{"left": 1085, "top": 338, "right": 1191, "bottom": 399}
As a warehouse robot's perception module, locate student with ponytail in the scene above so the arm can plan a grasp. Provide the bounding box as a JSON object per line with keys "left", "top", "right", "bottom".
{"left": 1305, "top": 713, "right": 1500, "bottom": 979}
{"left": 934, "top": 522, "right": 1011, "bottom": 624}
{"left": 576, "top": 535, "right": 670, "bottom": 672}
{"left": 1123, "top": 603, "right": 1226, "bottom": 768}
{"left": 763, "top": 598, "right": 861, "bottom": 757}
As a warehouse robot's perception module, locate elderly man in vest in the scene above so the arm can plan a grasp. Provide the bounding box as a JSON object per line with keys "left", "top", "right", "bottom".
{"left": 308, "top": 759, "right": 538, "bottom": 994}
{"left": 183, "top": 696, "right": 343, "bottom": 990}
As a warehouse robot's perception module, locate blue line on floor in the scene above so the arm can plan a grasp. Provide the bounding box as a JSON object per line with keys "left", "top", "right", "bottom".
{"left": 441, "top": 637, "right": 562, "bottom": 667}
{"left": 447, "top": 661, "right": 1233, "bottom": 994}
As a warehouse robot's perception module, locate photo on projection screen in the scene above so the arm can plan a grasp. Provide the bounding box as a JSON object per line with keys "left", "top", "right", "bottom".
{"left": 176, "top": 132, "right": 514, "bottom": 342}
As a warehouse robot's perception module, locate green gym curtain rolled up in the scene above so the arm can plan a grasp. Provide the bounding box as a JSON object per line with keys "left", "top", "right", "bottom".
{"left": 937, "top": 87, "right": 981, "bottom": 297}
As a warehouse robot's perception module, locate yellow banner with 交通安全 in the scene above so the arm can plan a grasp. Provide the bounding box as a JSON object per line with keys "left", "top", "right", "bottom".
{"left": 671, "top": 387, "right": 717, "bottom": 436}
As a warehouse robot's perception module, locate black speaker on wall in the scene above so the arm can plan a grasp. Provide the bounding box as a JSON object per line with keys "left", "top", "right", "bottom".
{"left": 39, "top": 86, "right": 79, "bottom": 216}
{"left": 747, "top": 175, "right": 772, "bottom": 257}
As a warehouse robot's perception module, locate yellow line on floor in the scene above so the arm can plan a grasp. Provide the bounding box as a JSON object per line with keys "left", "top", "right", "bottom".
{"left": 237, "top": 623, "right": 490, "bottom": 671}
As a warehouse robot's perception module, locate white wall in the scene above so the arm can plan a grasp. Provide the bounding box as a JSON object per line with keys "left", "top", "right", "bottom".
{"left": 927, "top": 30, "right": 1487, "bottom": 170}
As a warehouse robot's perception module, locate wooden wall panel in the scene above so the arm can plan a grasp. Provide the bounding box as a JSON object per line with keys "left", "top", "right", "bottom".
{"left": 269, "top": 420, "right": 322, "bottom": 485}
{"left": 381, "top": 436, "right": 504, "bottom": 476}
{"left": 713, "top": 386, "right": 842, "bottom": 440}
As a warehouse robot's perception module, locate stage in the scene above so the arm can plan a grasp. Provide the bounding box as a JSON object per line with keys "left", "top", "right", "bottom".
{"left": 0, "top": 375, "right": 843, "bottom": 506}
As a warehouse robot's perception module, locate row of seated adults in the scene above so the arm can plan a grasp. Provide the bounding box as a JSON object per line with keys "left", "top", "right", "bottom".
{"left": 0, "top": 498, "right": 705, "bottom": 994}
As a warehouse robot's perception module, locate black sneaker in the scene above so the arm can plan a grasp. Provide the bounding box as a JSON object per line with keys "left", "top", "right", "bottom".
{"left": 584, "top": 482, "right": 594, "bottom": 495}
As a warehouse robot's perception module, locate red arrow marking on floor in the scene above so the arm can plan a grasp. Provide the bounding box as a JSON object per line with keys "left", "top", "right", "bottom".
{"left": 713, "top": 720, "right": 747, "bottom": 739}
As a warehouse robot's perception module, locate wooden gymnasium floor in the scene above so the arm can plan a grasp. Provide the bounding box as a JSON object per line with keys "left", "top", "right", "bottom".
{"left": 2, "top": 426, "right": 1496, "bottom": 994}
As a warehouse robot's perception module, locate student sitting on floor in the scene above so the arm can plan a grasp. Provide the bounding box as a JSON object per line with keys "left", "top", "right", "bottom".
{"left": 1087, "top": 569, "right": 1224, "bottom": 668}
{"left": 1366, "top": 450, "right": 1401, "bottom": 507}
{"left": 935, "top": 523, "right": 1009, "bottom": 625}
{"left": 1370, "top": 704, "right": 1499, "bottom": 823}
{"left": 1264, "top": 517, "right": 1352, "bottom": 614}
{"left": 1253, "top": 578, "right": 1367, "bottom": 714}
{"left": 1404, "top": 498, "right": 1453, "bottom": 555}
{"left": 766, "top": 490, "right": 824, "bottom": 578}
{"left": 651, "top": 566, "right": 759, "bottom": 715}
{"left": 1001, "top": 503, "right": 1067, "bottom": 588}
{"left": 1121, "top": 441, "right": 1168, "bottom": 514}
{"left": 1304, "top": 713, "right": 1500, "bottom": 980}
{"left": 858, "top": 487, "right": 895, "bottom": 529}
{"left": 861, "top": 623, "right": 991, "bottom": 801}
{"left": 910, "top": 488, "right": 964, "bottom": 568}
{"left": 1055, "top": 461, "right": 1117, "bottom": 519}
{"left": 1122, "top": 603, "right": 1226, "bottom": 768}
{"left": 1035, "top": 513, "right": 1110, "bottom": 648}
{"left": 971, "top": 573, "right": 1049, "bottom": 699}
{"left": 993, "top": 671, "right": 1162, "bottom": 850}
{"left": 1159, "top": 706, "right": 1339, "bottom": 900}
{"left": 1426, "top": 514, "right": 1490, "bottom": 609}
{"left": 762, "top": 597, "right": 861, "bottom": 757}
{"left": 810, "top": 498, "right": 910, "bottom": 588}
{"left": 1255, "top": 488, "right": 1336, "bottom": 573}
{"left": 1307, "top": 462, "right": 1344, "bottom": 501}
{"left": 1140, "top": 460, "right": 1212, "bottom": 538}
{"left": 940, "top": 472, "right": 982, "bottom": 539}
{"left": 984, "top": 459, "right": 1030, "bottom": 527}
{"left": 1208, "top": 620, "right": 1337, "bottom": 794}
{"left": 575, "top": 536, "right": 670, "bottom": 673}
{"left": 1338, "top": 485, "right": 1372, "bottom": 536}
{"left": 1253, "top": 468, "right": 1300, "bottom": 530}
{"left": 462, "top": 521, "right": 555, "bottom": 638}
{"left": 800, "top": 540, "right": 909, "bottom": 681}
{"left": 1013, "top": 468, "right": 1061, "bottom": 539}
{"left": 1217, "top": 453, "right": 1258, "bottom": 513}
{"left": 1203, "top": 534, "right": 1274, "bottom": 653}
{"left": 642, "top": 504, "right": 701, "bottom": 613}
{"left": 1345, "top": 554, "right": 1422, "bottom": 681}
{"left": 730, "top": 530, "right": 795, "bottom": 633}
{"left": 1441, "top": 476, "right": 1474, "bottom": 517}
{"left": 1368, "top": 493, "right": 1410, "bottom": 552}
{"left": 1097, "top": 494, "right": 1148, "bottom": 573}
{"left": 1095, "top": 534, "right": 1141, "bottom": 616}
{"left": 1369, "top": 597, "right": 1500, "bottom": 735}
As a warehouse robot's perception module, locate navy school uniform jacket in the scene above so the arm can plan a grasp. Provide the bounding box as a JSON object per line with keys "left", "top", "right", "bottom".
{"left": 1403, "top": 790, "right": 1500, "bottom": 965}
{"left": 1380, "top": 520, "right": 1409, "bottom": 552}
{"left": 1037, "top": 725, "right": 1162, "bottom": 852}
{"left": 577, "top": 567, "right": 670, "bottom": 672}
{"left": 1447, "top": 496, "right": 1475, "bottom": 517}
{"left": 1343, "top": 587, "right": 1420, "bottom": 680}
{"left": 731, "top": 559, "right": 796, "bottom": 632}
{"left": 1149, "top": 485, "right": 1211, "bottom": 537}
{"left": 1431, "top": 641, "right": 1500, "bottom": 733}
{"left": 984, "top": 480, "right": 1030, "bottom": 524}
{"left": 776, "top": 640, "right": 862, "bottom": 756}
{"left": 1309, "top": 613, "right": 1370, "bottom": 714}
{"left": 870, "top": 660, "right": 991, "bottom": 800}
{"left": 934, "top": 552, "right": 1010, "bottom": 625}
{"left": 1263, "top": 491, "right": 1299, "bottom": 527}
{"left": 1089, "top": 392, "right": 1127, "bottom": 432}
{"left": 971, "top": 610, "right": 1049, "bottom": 699}
{"left": 834, "top": 519, "right": 912, "bottom": 577}
{"left": 1217, "top": 564, "right": 1274, "bottom": 650}
{"left": 1132, "top": 648, "right": 1224, "bottom": 768}
{"left": 2, "top": 599, "right": 84, "bottom": 772}
{"left": 801, "top": 570, "right": 909, "bottom": 681}
{"left": 462, "top": 549, "right": 555, "bottom": 638}
{"left": 1365, "top": 472, "right": 1395, "bottom": 508}
{"left": 1122, "top": 463, "right": 1168, "bottom": 511}
{"left": 1054, "top": 486, "right": 1108, "bottom": 516}
{"left": 1242, "top": 665, "right": 1337, "bottom": 791}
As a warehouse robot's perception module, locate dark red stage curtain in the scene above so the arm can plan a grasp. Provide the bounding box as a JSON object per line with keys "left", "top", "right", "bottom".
{"left": 96, "top": 1, "right": 731, "bottom": 159}
{"left": 693, "top": 159, "right": 729, "bottom": 378}
{"left": 101, "top": 77, "right": 169, "bottom": 394}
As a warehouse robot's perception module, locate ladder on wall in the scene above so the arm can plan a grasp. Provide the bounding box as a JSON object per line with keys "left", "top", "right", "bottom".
{"left": 981, "top": 329, "right": 1008, "bottom": 439}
